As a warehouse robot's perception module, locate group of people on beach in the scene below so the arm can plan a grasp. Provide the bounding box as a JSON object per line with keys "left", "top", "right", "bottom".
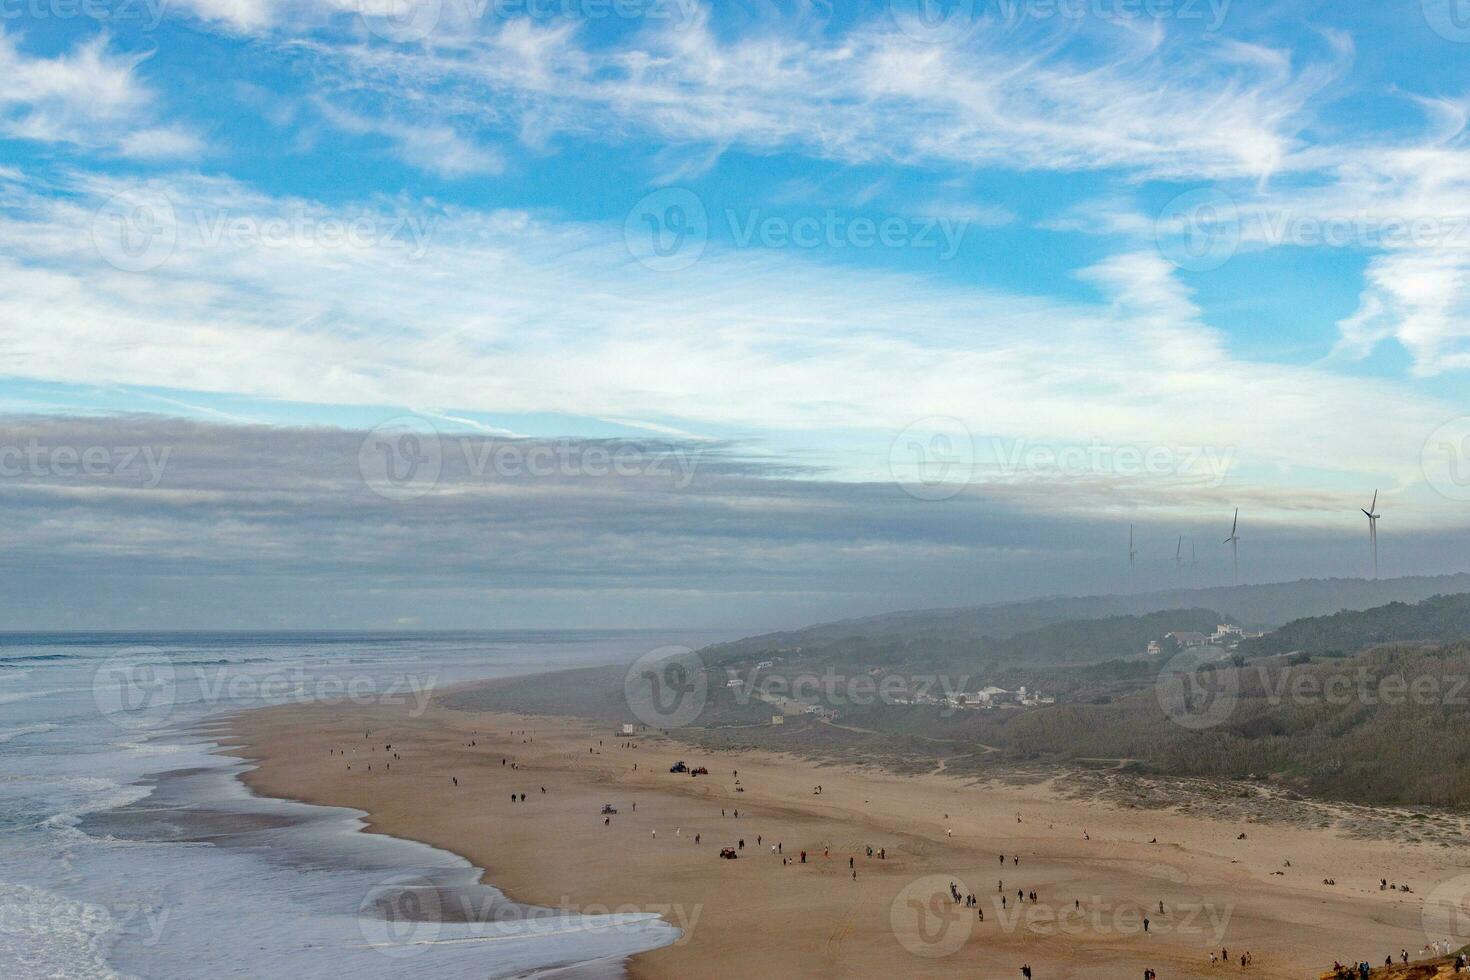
{"left": 1206, "top": 948, "right": 1252, "bottom": 967}
{"left": 353, "top": 728, "right": 1437, "bottom": 980}
{"left": 1329, "top": 948, "right": 1467, "bottom": 978}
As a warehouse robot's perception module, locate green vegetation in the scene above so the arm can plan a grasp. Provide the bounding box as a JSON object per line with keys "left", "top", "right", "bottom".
{"left": 989, "top": 608, "right": 1224, "bottom": 664}
{"left": 1240, "top": 592, "right": 1470, "bottom": 659}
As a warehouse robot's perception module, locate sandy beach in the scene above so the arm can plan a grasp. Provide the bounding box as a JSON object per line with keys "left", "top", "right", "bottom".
{"left": 227, "top": 689, "right": 1461, "bottom": 979}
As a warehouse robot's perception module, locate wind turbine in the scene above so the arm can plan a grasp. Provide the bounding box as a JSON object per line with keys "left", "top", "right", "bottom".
{"left": 1223, "top": 508, "right": 1240, "bottom": 584}
{"left": 1129, "top": 525, "right": 1137, "bottom": 569}
{"left": 1175, "top": 535, "right": 1183, "bottom": 573}
{"left": 1362, "top": 491, "right": 1381, "bottom": 579}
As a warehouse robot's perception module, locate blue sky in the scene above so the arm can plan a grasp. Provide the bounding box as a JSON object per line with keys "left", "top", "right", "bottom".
{"left": 0, "top": 0, "right": 1469, "bottom": 627}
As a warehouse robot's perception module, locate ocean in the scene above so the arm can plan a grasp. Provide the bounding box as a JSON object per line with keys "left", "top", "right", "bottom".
{"left": 0, "top": 630, "right": 731, "bottom": 979}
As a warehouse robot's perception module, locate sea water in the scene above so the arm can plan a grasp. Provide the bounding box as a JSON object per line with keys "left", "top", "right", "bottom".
{"left": 0, "top": 630, "right": 727, "bottom": 978}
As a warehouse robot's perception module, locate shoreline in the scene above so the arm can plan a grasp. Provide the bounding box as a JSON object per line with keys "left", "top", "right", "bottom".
{"left": 228, "top": 688, "right": 1461, "bottom": 978}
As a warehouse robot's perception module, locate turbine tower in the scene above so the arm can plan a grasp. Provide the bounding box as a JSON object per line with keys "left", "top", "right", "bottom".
{"left": 1175, "top": 535, "right": 1183, "bottom": 572}
{"left": 1362, "top": 491, "right": 1381, "bottom": 579}
{"left": 1129, "top": 524, "right": 1137, "bottom": 569}
{"left": 1223, "top": 508, "right": 1240, "bottom": 584}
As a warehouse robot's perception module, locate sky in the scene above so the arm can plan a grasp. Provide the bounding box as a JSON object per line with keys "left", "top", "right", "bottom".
{"left": 1, "top": 0, "right": 1469, "bottom": 630}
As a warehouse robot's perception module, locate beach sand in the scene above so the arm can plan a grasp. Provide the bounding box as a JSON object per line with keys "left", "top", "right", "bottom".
{"left": 228, "top": 693, "right": 1459, "bottom": 978}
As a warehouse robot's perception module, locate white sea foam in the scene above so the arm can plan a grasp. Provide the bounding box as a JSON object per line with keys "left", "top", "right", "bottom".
{"left": 0, "top": 881, "right": 130, "bottom": 980}
{"left": 0, "top": 688, "right": 64, "bottom": 705}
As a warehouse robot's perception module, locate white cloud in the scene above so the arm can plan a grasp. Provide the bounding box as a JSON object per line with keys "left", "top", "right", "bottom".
{"left": 0, "top": 31, "right": 201, "bottom": 159}
{"left": 312, "top": 99, "right": 503, "bottom": 177}
{"left": 117, "top": 126, "right": 208, "bottom": 161}
{"left": 0, "top": 170, "right": 1452, "bottom": 520}
{"left": 284, "top": 14, "right": 1341, "bottom": 183}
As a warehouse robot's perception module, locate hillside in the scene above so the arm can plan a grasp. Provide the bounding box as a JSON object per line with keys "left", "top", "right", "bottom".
{"left": 698, "top": 574, "right": 1470, "bottom": 665}
{"left": 459, "top": 574, "right": 1470, "bottom": 810}
{"left": 990, "top": 608, "right": 1225, "bottom": 664}
{"left": 1241, "top": 593, "right": 1470, "bottom": 658}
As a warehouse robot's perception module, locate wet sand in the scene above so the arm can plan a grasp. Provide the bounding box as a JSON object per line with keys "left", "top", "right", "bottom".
{"left": 229, "top": 694, "right": 1459, "bottom": 978}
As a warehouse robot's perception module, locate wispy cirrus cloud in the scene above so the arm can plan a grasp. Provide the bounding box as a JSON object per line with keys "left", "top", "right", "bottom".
{"left": 274, "top": 12, "right": 1343, "bottom": 182}
{"left": 0, "top": 30, "right": 203, "bottom": 159}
